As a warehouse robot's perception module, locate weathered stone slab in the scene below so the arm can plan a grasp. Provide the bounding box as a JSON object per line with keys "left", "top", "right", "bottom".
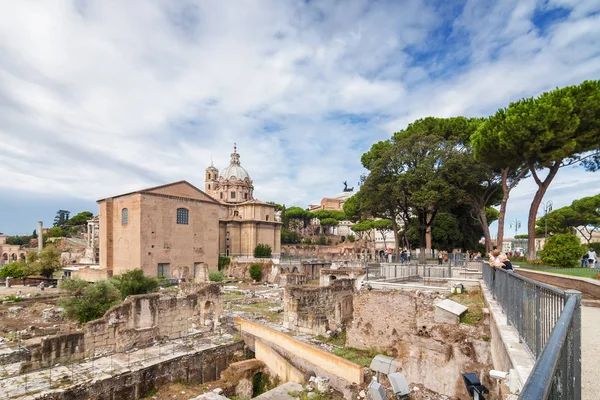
{"left": 434, "top": 299, "right": 468, "bottom": 325}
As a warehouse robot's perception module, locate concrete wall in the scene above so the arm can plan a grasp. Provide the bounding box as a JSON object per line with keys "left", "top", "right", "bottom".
{"left": 283, "top": 279, "right": 354, "bottom": 335}
{"left": 36, "top": 341, "right": 245, "bottom": 400}
{"left": 255, "top": 338, "right": 304, "bottom": 384}
{"left": 516, "top": 269, "right": 600, "bottom": 299}
{"left": 20, "top": 285, "right": 222, "bottom": 372}
{"left": 234, "top": 318, "right": 363, "bottom": 385}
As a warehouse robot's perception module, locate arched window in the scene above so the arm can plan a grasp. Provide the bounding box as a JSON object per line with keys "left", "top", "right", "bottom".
{"left": 122, "top": 208, "right": 128, "bottom": 225}
{"left": 177, "top": 208, "right": 189, "bottom": 225}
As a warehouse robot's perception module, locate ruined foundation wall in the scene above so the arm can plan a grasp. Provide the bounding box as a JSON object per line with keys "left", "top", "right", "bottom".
{"left": 36, "top": 341, "right": 245, "bottom": 400}
{"left": 21, "top": 284, "right": 222, "bottom": 372}
{"left": 346, "top": 290, "right": 494, "bottom": 398}
{"left": 283, "top": 279, "right": 354, "bottom": 335}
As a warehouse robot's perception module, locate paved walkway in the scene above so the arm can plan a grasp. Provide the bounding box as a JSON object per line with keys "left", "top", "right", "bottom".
{"left": 582, "top": 306, "right": 600, "bottom": 400}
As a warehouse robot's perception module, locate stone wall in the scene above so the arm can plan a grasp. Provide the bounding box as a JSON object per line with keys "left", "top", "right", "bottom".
{"left": 36, "top": 341, "right": 245, "bottom": 400}
{"left": 226, "top": 258, "right": 276, "bottom": 282}
{"left": 346, "top": 289, "right": 494, "bottom": 398}
{"left": 283, "top": 279, "right": 354, "bottom": 335}
{"left": 20, "top": 284, "right": 222, "bottom": 372}
{"left": 279, "top": 273, "right": 308, "bottom": 286}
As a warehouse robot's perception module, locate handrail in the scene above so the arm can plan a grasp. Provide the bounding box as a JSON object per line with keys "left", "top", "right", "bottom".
{"left": 520, "top": 294, "right": 580, "bottom": 399}
{"left": 481, "top": 263, "right": 581, "bottom": 399}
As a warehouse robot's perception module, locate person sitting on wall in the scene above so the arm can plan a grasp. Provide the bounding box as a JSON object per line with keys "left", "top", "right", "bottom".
{"left": 493, "top": 253, "right": 514, "bottom": 271}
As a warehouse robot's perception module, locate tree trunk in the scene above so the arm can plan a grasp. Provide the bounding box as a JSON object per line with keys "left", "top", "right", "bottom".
{"left": 478, "top": 206, "right": 492, "bottom": 253}
{"left": 419, "top": 212, "right": 427, "bottom": 264}
{"left": 527, "top": 163, "right": 561, "bottom": 260}
{"left": 392, "top": 219, "right": 400, "bottom": 256}
{"left": 496, "top": 168, "right": 510, "bottom": 252}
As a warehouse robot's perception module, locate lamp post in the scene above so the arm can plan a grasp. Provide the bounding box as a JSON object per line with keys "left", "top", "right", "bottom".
{"left": 510, "top": 219, "right": 521, "bottom": 253}
{"left": 541, "top": 201, "right": 553, "bottom": 243}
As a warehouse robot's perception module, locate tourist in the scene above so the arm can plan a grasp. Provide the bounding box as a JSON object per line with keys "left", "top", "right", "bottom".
{"left": 587, "top": 248, "right": 598, "bottom": 268}
{"left": 473, "top": 252, "right": 483, "bottom": 261}
{"left": 488, "top": 249, "right": 500, "bottom": 265}
{"left": 582, "top": 253, "right": 589, "bottom": 268}
{"left": 438, "top": 251, "right": 443, "bottom": 265}
{"left": 494, "top": 253, "right": 514, "bottom": 271}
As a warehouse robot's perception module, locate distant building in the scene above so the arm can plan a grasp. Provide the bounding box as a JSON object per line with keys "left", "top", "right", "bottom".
{"left": 93, "top": 146, "right": 281, "bottom": 281}
{"left": 0, "top": 233, "right": 27, "bottom": 265}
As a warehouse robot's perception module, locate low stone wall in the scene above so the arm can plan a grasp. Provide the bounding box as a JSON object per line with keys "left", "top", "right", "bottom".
{"left": 235, "top": 318, "right": 364, "bottom": 386}
{"left": 279, "top": 273, "right": 308, "bottom": 286}
{"left": 279, "top": 260, "right": 330, "bottom": 280}
{"left": 283, "top": 279, "right": 354, "bottom": 335}
{"left": 346, "top": 289, "right": 494, "bottom": 398}
{"left": 36, "top": 341, "right": 245, "bottom": 400}
{"left": 20, "top": 284, "right": 222, "bottom": 372}
{"left": 516, "top": 269, "right": 600, "bottom": 299}
{"left": 226, "top": 258, "right": 276, "bottom": 282}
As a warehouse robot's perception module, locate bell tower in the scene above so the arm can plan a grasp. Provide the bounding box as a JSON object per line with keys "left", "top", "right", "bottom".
{"left": 205, "top": 162, "right": 218, "bottom": 197}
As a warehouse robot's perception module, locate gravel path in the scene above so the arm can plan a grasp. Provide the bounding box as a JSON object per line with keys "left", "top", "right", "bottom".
{"left": 582, "top": 306, "right": 600, "bottom": 400}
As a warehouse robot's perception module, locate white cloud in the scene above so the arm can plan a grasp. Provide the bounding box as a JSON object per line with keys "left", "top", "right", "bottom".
{"left": 0, "top": 0, "right": 599, "bottom": 234}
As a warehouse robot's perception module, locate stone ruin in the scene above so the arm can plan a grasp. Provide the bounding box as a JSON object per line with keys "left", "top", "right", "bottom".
{"left": 19, "top": 283, "right": 223, "bottom": 372}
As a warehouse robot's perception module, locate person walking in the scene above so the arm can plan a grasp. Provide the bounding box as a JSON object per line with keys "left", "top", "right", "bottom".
{"left": 438, "top": 251, "right": 443, "bottom": 265}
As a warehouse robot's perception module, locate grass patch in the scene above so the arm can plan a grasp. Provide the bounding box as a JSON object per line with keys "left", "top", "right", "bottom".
{"left": 516, "top": 263, "right": 600, "bottom": 279}
{"left": 448, "top": 290, "right": 485, "bottom": 326}
{"left": 332, "top": 346, "right": 381, "bottom": 367}
{"left": 2, "top": 295, "right": 24, "bottom": 303}
{"left": 287, "top": 390, "right": 339, "bottom": 400}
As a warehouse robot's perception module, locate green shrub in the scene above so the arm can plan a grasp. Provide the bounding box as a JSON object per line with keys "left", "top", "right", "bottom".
{"left": 318, "top": 234, "right": 327, "bottom": 245}
{"left": 209, "top": 271, "right": 224, "bottom": 282}
{"left": 254, "top": 244, "right": 272, "bottom": 258}
{"left": 110, "top": 269, "right": 159, "bottom": 299}
{"left": 2, "top": 294, "right": 24, "bottom": 302}
{"left": 0, "top": 261, "right": 28, "bottom": 279}
{"left": 218, "top": 256, "right": 231, "bottom": 271}
{"left": 541, "top": 234, "right": 585, "bottom": 268}
{"left": 303, "top": 238, "right": 312, "bottom": 244}
{"left": 249, "top": 263, "right": 262, "bottom": 281}
{"left": 58, "top": 280, "right": 122, "bottom": 323}
{"left": 327, "top": 238, "right": 333, "bottom": 245}
{"left": 347, "top": 235, "right": 356, "bottom": 243}
{"left": 58, "top": 278, "right": 89, "bottom": 296}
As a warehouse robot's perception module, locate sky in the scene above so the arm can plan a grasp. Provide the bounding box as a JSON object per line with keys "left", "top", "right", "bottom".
{"left": 0, "top": 0, "right": 599, "bottom": 236}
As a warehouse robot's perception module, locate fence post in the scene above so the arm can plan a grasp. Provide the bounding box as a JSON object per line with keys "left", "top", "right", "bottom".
{"left": 565, "top": 289, "right": 582, "bottom": 400}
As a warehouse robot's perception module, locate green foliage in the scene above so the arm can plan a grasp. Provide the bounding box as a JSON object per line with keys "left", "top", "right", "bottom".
{"left": 347, "top": 234, "right": 356, "bottom": 243}
{"left": 342, "top": 195, "right": 360, "bottom": 222}
{"left": 0, "top": 261, "right": 28, "bottom": 278}
{"left": 540, "top": 234, "right": 585, "bottom": 268}
{"left": 2, "top": 294, "right": 24, "bottom": 302}
{"left": 58, "top": 278, "right": 89, "bottom": 296}
{"left": 249, "top": 263, "right": 263, "bottom": 281}
{"left": 209, "top": 271, "right": 224, "bottom": 282}
{"left": 281, "top": 228, "right": 301, "bottom": 244}
{"left": 53, "top": 210, "right": 71, "bottom": 228}
{"left": 218, "top": 256, "right": 231, "bottom": 271}
{"left": 32, "top": 229, "right": 38, "bottom": 239}
{"left": 58, "top": 280, "right": 121, "bottom": 323}
{"left": 5, "top": 235, "right": 31, "bottom": 246}
{"left": 46, "top": 226, "right": 67, "bottom": 238}
{"left": 303, "top": 237, "right": 312, "bottom": 244}
{"left": 29, "top": 245, "right": 62, "bottom": 278}
{"left": 110, "top": 269, "right": 159, "bottom": 299}
{"left": 318, "top": 233, "right": 327, "bottom": 245}
{"left": 515, "top": 234, "right": 529, "bottom": 239}
{"left": 67, "top": 211, "right": 94, "bottom": 226}
{"left": 254, "top": 244, "right": 272, "bottom": 258}
{"left": 26, "top": 250, "right": 38, "bottom": 265}
{"left": 319, "top": 217, "right": 339, "bottom": 227}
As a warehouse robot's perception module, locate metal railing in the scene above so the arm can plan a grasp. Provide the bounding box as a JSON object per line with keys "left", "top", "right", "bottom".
{"left": 482, "top": 263, "right": 581, "bottom": 399}
{"left": 366, "top": 262, "right": 484, "bottom": 282}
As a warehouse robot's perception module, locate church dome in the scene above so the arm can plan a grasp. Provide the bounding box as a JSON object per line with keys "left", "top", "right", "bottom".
{"left": 219, "top": 145, "right": 251, "bottom": 181}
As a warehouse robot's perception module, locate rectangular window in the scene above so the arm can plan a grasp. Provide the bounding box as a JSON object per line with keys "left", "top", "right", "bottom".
{"left": 231, "top": 191, "right": 236, "bottom": 199}
{"left": 157, "top": 263, "right": 170, "bottom": 278}
{"left": 176, "top": 208, "right": 189, "bottom": 225}
{"left": 122, "top": 208, "right": 128, "bottom": 225}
